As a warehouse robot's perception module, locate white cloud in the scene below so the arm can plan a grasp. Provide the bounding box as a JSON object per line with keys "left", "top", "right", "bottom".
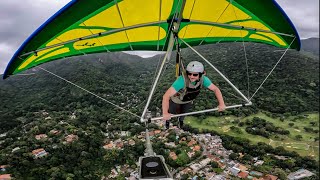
{"left": 0, "top": 0, "right": 71, "bottom": 75}
{"left": 276, "top": 0, "right": 319, "bottom": 38}
{"left": 0, "top": 43, "right": 15, "bottom": 74}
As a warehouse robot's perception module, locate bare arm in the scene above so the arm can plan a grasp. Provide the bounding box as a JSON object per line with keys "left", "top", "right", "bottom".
{"left": 162, "top": 87, "right": 177, "bottom": 120}
{"left": 208, "top": 84, "right": 226, "bottom": 111}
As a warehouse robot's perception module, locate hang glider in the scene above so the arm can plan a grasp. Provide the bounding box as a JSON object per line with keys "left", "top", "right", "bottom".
{"left": 4, "top": 0, "right": 300, "bottom": 79}
{"left": 3, "top": 1, "right": 301, "bottom": 179}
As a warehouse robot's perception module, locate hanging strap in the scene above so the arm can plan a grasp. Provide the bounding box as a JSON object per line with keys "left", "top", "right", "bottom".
{"left": 175, "top": 40, "right": 181, "bottom": 78}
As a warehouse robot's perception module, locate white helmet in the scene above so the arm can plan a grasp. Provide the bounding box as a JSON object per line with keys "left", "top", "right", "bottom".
{"left": 186, "top": 61, "right": 204, "bottom": 73}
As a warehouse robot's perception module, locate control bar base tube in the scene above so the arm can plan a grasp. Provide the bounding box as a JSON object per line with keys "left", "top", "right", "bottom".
{"left": 150, "top": 103, "right": 252, "bottom": 121}
{"left": 145, "top": 129, "right": 155, "bottom": 156}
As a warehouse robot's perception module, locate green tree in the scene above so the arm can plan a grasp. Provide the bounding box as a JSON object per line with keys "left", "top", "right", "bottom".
{"left": 273, "top": 168, "right": 287, "bottom": 180}
{"left": 295, "top": 135, "right": 303, "bottom": 140}
{"left": 229, "top": 153, "right": 239, "bottom": 160}
{"left": 210, "top": 161, "right": 219, "bottom": 168}
{"left": 176, "top": 151, "right": 189, "bottom": 166}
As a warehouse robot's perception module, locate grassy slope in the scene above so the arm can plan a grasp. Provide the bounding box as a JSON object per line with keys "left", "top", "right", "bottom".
{"left": 185, "top": 112, "right": 319, "bottom": 160}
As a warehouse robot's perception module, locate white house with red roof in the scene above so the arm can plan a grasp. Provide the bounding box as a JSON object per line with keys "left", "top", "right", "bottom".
{"left": 32, "top": 148, "right": 48, "bottom": 159}
{"left": 35, "top": 134, "right": 47, "bottom": 140}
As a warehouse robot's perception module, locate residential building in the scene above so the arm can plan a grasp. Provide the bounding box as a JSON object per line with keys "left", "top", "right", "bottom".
{"left": 210, "top": 175, "right": 226, "bottom": 180}
{"left": 0, "top": 174, "right": 11, "bottom": 180}
{"left": 169, "top": 151, "right": 177, "bottom": 160}
{"left": 180, "top": 167, "right": 192, "bottom": 175}
{"left": 35, "top": 134, "right": 47, "bottom": 140}
{"left": 288, "top": 169, "right": 315, "bottom": 180}
{"left": 229, "top": 167, "right": 240, "bottom": 176}
{"left": 103, "top": 142, "right": 113, "bottom": 150}
{"left": 238, "top": 171, "right": 249, "bottom": 179}
{"left": 254, "top": 160, "right": 264, "bottom": 166}
{"left": 165, "top": 142, "right": 176, "bottom": 148}
{"left": 237, "top": 163, "right": 248, "bottom": 172}
{"left": 188, "top": 139, "right": 197, "bottom": 146}
{"left": 11, "top": 147, "right": 20, "bottom": 153}
{"left": 192, "top": 145, "right": 201, "bottom": 152}
{"left": 120, "top": 131, "right": 130, "bottom": 137}
{"left": 199, "top": 158, "right": 211, "bottom": 166}
{"left": 49, "top": 130, "right": 60, "bottom": 135}
{"left": 187, "top": 151, "right": 195, "bottom": 158}
{"left": 190, "top": 163, "right": 202, "bottom": 172}
{"left": 128, "top": 139, "right": 135, "bottom": 146}
{"left": 32, "top": 148, "right": 48, "bottom": 159}
{"left": 65, "top": 134, "right": 78, "bottom": 143}
{"left": 250, "top": 171, "right": 263, "bottom": 177}
{"left": 0, "top": 165, "right": 8, "bottom": 171}
{"left": 263, "top": 174, "right": 278, "bottom": 180}
{"left": 108, "top": 168, "right": 118, "bottom": 179}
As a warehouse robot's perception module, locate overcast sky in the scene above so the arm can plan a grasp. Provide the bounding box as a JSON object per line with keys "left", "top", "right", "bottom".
{"left": 0, "top": 0, "right": 318, "bottom": 75}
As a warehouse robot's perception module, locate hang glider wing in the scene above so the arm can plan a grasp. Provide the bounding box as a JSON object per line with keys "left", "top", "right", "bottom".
{"left": 4, "top": 0, "right": 300, "bottom": 79}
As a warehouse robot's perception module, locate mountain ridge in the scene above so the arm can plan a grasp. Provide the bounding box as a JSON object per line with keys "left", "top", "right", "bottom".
{"left": 301, "top": 37, "right": 319, "bottom": 55}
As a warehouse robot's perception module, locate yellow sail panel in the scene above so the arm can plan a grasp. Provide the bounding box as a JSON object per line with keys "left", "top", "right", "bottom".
{"left": 118, "top": 0, "right": 172, "bottom": 26}
{"left": 18, "top": 46, "right": 63, "bottom": 70}
{"left": 35, "top": 48, "right": 70, "bottom": 62}
{"left": 161, "top": 0, "right": 174, "bottom": 20}
{"left": 127, "top": 26, "right": 167, "bottom": 42}
{"left": 249, "top": 34, "right": 273, "bottom": 42}
{"left": 210, "top": 28, "right": 248, "bottom": 38}
{"left": 179, "top": 24, "right": 212, "bottom": 38}
{"left": 83, "top": 5, "right": 123, "bottom": 28}
{"left": 184, "top": 0, "right": 230, "bottom": 22}
{"left": 182, "top": 0, "right": 196, "bottom": 19}
{"left": 216, "top": 3, "right": 250, "bottom": 24}
{"left": 256, "top": 32, "right": 287, "bottom": 46}
{"left": 46, "top": 39, "right": 63, "bottom": 47}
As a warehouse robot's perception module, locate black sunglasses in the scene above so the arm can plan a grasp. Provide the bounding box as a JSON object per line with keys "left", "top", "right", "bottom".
{"left": 187, "top": 72, "right": 199, "bottom": 77}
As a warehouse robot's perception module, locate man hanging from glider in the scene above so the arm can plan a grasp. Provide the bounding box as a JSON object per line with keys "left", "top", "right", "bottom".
{"left": 162, "top": 61, "right": 226, "bottom": 129}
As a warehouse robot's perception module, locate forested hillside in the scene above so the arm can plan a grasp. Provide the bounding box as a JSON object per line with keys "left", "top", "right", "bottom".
{"left": 0, "top": 43, "right": 318, "bottom": 179}
{"left": 0, "top": 43, "right": 318, "bottom": 133}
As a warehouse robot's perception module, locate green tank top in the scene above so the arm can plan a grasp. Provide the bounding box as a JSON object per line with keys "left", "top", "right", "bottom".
{"left": 171, "top": 75, "right": 212, "bottom": 92}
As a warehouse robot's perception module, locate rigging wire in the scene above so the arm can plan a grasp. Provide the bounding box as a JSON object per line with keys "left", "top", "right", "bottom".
{"left": 231, "top": 3, "right": 251, "bottom": 98}
{"left": 52, "top": 27, "right": 143, "bottom": 116}
{"left": 199, "top": 1, "right": 231, "bottom": 46}
{"left": 249, "top": 37, "right": 296, "bottom": 101}
{"left": 114, "top": 0, "right": 133, "bottom": 51}
{"left": 36, "top": 66, "right": 141, "bottom": 119}
{"left": 181, "top": 0, "right": 197, "bottom": 38}
{"left": 180, "top": 38, "right": 251, "bottom": 103}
